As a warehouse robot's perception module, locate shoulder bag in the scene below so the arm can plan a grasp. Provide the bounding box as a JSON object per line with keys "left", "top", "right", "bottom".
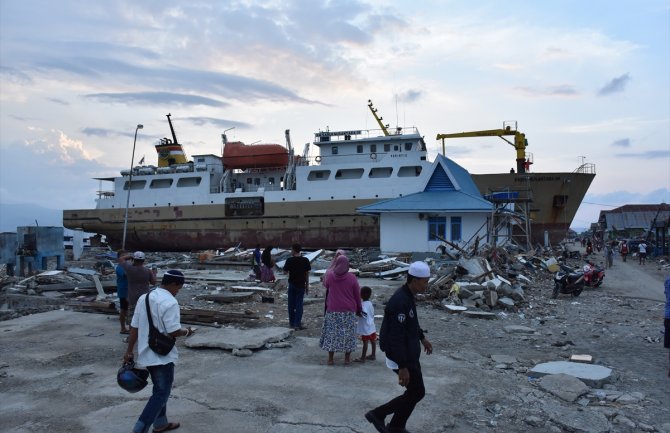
{"left": 145, "top": 290, "right": 176, "bottom": 355}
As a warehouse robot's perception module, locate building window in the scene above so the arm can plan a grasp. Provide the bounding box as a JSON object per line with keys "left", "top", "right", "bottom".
{"left": 428, "top": 217, "right": 446, "bottom": 241}
{"left": 450, "top": 216, "right": 462, "bottom": 242}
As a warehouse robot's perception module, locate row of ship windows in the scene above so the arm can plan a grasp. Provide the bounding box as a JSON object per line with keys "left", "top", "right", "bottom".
{"left": 123, "top": 165, "right": 424, "bottom": 190}
{"left": 309, "top": 165, "right": 422, "bottom": 180}
{"left": 330, "top": 142, "right": 413, "bottom": 155}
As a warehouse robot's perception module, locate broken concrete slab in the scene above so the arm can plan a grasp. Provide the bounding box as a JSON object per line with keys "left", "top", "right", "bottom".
{"left": 185, "top": 326, "right": 292, "bottom": 350}
{"left": 543, "top": 402, "right": 610, "bottom": 433}
{"left": 195, "top": 292, "right": 255, "bottom": 303}
{"left": 498, "top": 297, "right": 515, "bottom": 308}
{"left": 444, "top": 304, "right": 467, "bottom": 313}
{"left": 491, "top": 354, "right": 517, "bottom": 364}
{"left": 503, "top": 325, "right": 536, "bottom": 334}
{"left": 231, "top": 285, "right": 273, "bottom": 292}
{"left": 529, "top": 361, "right": 612, "bottom": 387}
{"left": 539, "top": 373, "right": 590, "bottom": 402}
{"left": 570, "top": 354, "right": 593, "bottom": 363}
{"left": 462, "top": 310, "right": 497, "bottom": 319}
{"left": 485, "top": 289, "right": 498, "bottom": 307}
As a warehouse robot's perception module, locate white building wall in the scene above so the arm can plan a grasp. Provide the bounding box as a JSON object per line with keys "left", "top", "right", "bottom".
{"left": 379, "top": 212, "right": 490, "bottom": 253}
{"left": 380, "top": 214, "right": 427, "bottom": 252}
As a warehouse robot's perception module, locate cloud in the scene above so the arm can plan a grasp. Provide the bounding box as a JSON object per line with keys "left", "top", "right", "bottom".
{"left": 443, "top": 146, "right": 472, "bottom": 156}
{"left": 614, "top": 149, "right": 670, "bottom": 159}
{"left": 47, "top": 98, "right": 70, "bottom": 105}
{"left": 611, "top": 138, "right": 630, "bottom": 147}
{"left": 0, "top": 136, "right": 108, "bottom": 209}
{"left": 0, "top": 66, "right": 32, "bottom": 84}
{"left": 183, "top": 117, "right": 252, "bottom": 129}
{"left": 81, "top": 127, "right": 116, "bottom": 138}
{"left": 597, "top": 73, "right": 631, "bottom": 96}
{"left": 396, "top": 90, "right": 423, "bottom": 103}
{"left": 83, "top": 92, "right": 227, "bottom": 107}
{"left": 515, "top": 85, "right": 578, "bottom": 97}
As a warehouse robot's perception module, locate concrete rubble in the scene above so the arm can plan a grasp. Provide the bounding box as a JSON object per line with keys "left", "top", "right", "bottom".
{"left": 1, "top": 240, "right": 669, "bottom": 432}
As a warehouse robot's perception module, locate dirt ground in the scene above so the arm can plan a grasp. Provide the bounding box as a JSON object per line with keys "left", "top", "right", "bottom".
{"left": 0, "top": 248, "right": 669, "bottom": 433}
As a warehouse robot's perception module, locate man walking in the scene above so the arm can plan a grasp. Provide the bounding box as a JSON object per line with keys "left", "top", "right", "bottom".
{"left": 638, "top": 241, "right": 647, "bottom": 265}
{"left": 282, "top": 243, "right": 311, "bottom": 330}
{"left": 120, "top": 251, "right": 157, "bottom": 323}
{"left": 366, "top": 261, "right": 433, "bottom": 433}
{"left": 664, "top": 276, "right": 670, "bottom": 378}
{"left": 124, "top": 270, "right": 195, "bottom": 433}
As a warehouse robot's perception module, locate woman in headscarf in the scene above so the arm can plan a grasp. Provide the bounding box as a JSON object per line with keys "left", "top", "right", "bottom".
{"left": 323, "top": 249, "right": 346, "bottom": 314}
{"left": 319, "top": 254, "right": 362, "bottom": 365}
{"left": 260, "top": 246, "right": 275, "bottom": 282}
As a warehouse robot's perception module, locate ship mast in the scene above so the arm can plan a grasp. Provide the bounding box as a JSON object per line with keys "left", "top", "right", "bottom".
{"left": 166, "top": 113, "right": 179, "bottom": 145}
{"left": 367, "top": 99, "right": 390, "bottom": 136}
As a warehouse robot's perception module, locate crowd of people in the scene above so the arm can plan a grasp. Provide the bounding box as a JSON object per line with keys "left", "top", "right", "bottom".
{"left": 580, "top": 237, "right": 649, "bottom": 266}
{"left": 116, "top": 245, "right": 434, "bottom": 433}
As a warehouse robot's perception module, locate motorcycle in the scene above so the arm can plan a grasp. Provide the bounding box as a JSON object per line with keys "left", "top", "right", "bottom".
{"left": 552, "top": 264, "right": 585, "bottom": 298}
{"left": 582, "top": 261, "right": 604, "bottom": 287}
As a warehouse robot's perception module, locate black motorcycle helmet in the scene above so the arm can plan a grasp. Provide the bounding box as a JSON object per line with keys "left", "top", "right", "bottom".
{"left": 117, "top": 360, "right": 149, "bottom": 393}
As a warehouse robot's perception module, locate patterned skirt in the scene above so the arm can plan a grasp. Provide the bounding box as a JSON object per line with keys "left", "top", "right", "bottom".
{"left": 319, "top": 311, "right": 358, "bottom": 353}
{"left": 260, "top": 264, "right": 275, "bottom": 282}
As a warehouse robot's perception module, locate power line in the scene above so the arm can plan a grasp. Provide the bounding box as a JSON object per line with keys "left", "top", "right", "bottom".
{"left": 580, "top": 201, "right": 620, "bottom": 207}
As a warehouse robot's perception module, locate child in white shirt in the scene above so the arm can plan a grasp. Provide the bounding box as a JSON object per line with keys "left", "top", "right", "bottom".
{"left": 355, "top": 286, "right": 377, "bottom": 362}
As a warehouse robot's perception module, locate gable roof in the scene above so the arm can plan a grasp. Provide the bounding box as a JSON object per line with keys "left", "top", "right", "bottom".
{"left": 357, "top": 155, "right": 492, "bottom": 214}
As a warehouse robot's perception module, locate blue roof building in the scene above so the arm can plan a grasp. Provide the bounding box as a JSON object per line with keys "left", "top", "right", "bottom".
{"left": 357, "top": 155, "right": 493, "bottom": 253}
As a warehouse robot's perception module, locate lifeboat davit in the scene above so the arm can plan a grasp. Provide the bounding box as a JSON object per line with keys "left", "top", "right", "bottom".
{"left": 223, "top": 141, "right": 289, "bottom": 169}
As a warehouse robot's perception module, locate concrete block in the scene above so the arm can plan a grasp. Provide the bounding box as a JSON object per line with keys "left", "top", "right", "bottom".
{"left": 529, "top": 361, "right": 612, "bottom": 387}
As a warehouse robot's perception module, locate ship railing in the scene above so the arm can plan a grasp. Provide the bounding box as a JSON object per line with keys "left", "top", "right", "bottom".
{"left": 314, "top": 126, "right": 419, "bottom": 143}
{"left": 573, "top": 162, "right": 596, "bottom": 174}
{"left": 96, "top": 191, "right": 115, "bottom": 199}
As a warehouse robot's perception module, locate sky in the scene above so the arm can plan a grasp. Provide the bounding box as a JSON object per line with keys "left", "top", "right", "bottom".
{"left": 1, "top": 0, "right": 669, "bottom": 232}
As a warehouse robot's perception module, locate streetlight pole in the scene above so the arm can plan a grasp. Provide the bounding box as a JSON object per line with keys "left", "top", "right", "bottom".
{"left": 122, "top": 124, "right": 143, "bottom": 250}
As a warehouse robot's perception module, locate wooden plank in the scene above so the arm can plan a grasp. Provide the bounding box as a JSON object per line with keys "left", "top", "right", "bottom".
{"left": 92, "top": 275, "right": 106, "bottom": 300}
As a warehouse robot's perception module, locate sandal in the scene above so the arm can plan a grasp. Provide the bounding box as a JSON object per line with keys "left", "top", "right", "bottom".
{"left": 119, "top": 330, "right": 130, "bottom": 335}
{"left": 365, "top": 355, "right": 376, "bottom": 361}
{"left": 153, "top": 422, "right": 180, "bottom": 432}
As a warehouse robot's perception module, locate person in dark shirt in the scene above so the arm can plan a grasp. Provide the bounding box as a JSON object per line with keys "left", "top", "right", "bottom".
{"left": 120, "top": 251, "right": 157, "bottom": 325}
{"left": 366, "top": 261, "right": 433, "bottom": 433}
{"left": 115, "top": 249, "right": 130, "bottom": 334}
{"left": 282, "top": 243, "right": 311, "bottom": 330}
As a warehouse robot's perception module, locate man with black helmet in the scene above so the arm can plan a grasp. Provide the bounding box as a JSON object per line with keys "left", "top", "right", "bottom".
{"left": 366, "top": 261, "right": 433, "bottom": 433}
{"left": 124, "top": 270, "right": 194, "bottom": 433}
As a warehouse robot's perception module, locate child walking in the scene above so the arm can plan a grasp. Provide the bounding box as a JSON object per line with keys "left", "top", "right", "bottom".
{"left": 355, "top": 286, "right": 377, "bottom": 362}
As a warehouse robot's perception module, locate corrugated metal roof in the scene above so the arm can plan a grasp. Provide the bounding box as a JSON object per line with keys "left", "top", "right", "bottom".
{"left": 357, "top": 155, "right": 492, "bottom": 214}
{"left": 604, "top": 210, "right": 670, "bottom": 230}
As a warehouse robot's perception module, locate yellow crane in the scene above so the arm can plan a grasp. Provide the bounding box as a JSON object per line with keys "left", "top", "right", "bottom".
{"left": 436, "top": 122, "right": 530, "bottom": 173}
{"left": 367, "top": 99, "right": 390, "bottom": 136}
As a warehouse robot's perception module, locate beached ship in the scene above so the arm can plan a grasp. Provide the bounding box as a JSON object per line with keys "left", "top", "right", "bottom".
{"left": 63, "top": 106, "right": 595, "bottom": 250}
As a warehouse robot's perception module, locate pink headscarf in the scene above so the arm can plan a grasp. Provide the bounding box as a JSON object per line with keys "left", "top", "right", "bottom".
{"left": 332, "top": 255, "right": 350, "bottom": 276}
{"left": 328, "top": 249, "right": 346, "bottom": 271}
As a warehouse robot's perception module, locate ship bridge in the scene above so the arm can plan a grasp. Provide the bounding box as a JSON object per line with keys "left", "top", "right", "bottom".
{"left": 313, "top": 127, "right": 426, "bottom": 166}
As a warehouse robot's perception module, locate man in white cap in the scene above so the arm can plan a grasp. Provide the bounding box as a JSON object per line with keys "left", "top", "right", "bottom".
{"left": 366, "top": 261, "right": 433, "bottom": 433}
{"left": 119, "top": 251, "right": 157, "bottom": 325}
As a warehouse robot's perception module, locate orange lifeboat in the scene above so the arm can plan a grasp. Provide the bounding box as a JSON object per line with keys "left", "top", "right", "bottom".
{"left": 223, "top": 141, "right": 289, "bottom": 169}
